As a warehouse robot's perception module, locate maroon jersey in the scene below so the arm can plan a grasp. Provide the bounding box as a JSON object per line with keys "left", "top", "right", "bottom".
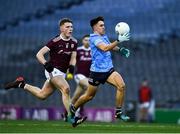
{"left": 46, "top": 35, "right": 77, "bottom": 73}
{"left": 75, "top": 46, "right": 91, "bottom": 77}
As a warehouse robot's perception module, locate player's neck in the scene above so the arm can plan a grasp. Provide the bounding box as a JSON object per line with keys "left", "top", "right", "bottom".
{"left": 60, "top": 34, "right": 70, "bottom": 41}
{"left": 83, "top": 45, "right": 90, "bottom": 50}
{"left": 84, "top": 45, "right": 89, "bottom": 49}
{"left": 94, "top": 31, "right": 103, "bottom": 36}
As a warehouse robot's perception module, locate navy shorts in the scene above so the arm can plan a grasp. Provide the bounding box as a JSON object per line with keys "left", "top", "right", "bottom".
{"left": 88, "top": 68, "right": 115, "bottom": 86}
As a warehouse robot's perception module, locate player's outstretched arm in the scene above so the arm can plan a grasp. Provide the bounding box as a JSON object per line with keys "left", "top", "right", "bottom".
{"left": 97, "top": 41, "right": 119, "bottom": 52}
{"left": 96, "top": 33, "right": 130, "bottom": 52}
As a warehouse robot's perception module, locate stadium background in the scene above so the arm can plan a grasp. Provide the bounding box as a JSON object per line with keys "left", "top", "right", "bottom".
{"left": 0, "top": 0, "right": 180, "bottom": 125}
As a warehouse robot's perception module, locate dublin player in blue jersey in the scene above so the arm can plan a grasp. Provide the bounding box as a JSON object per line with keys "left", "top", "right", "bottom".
{"left": 69, "top": 16, "right": 130, "bottom": 123}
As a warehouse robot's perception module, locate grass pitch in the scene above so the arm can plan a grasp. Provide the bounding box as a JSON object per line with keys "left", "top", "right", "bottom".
{"left": 0, "top": 120, "right": 180, "bottom": 133}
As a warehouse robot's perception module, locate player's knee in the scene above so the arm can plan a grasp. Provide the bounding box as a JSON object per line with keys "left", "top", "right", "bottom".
{"left": 82, "top": 85, "right": 88, "bottom": 90}
{"left": 61, "top": 86, "right": 70, "bottom": 95}
{"left": 118, "top": 83, "right": 126, "bottom": 92}
{"left": 38, "top": 94, "right": 47, "bottom": 100}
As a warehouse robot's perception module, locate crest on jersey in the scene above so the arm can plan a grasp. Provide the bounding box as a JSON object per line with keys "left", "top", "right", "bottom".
{"left": 85, "top": 52, "right": 89, "bottom": 56}
{"left": 66, "top": 43, "right": 69, "bottom": 48}
{"left": 71, "top": 44, "right": 74, "bottom": 48}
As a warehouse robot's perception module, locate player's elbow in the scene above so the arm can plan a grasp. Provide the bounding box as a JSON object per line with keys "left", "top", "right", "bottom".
{"left": 36, "top": 51, "right": 43, "bottom": 60}
{"left": 36, "top": 51, "right": 40, "bottom": 58}
{"left": 36, "top": 53, "right": 39, "bottom": 60}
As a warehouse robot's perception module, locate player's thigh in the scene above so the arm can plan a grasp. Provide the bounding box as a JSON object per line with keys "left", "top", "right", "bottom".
{"left": 106, "top": 71, "right": 125, "bottom": 88}
{"left": 40, "top": 80, "right": 55, "bottom": 97}
{"left": 50, "top": 75, "right": 70, "bottom": 92}
{"left": 79, "top": 77, "right": 89, "bottom": 89}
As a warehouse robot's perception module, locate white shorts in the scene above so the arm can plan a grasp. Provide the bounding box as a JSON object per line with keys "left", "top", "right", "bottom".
{"left": 74, "top": 74, "right": 87, "bottom": 84}
{"left": 45, "top": 68, "right": 66, "bottom": 81}
{"left": 139, "top": 102, "right": 150, "bottom": 109}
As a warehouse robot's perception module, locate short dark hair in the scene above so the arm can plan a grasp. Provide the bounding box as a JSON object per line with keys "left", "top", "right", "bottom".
{"left": 90, "top": 16, "right": 104, "bottom": 28}
{"left": 82, "top": 34, "right": 90, "bottom": 39}
{"left": 59, "top": 18, "right": 73, "bottom": 26}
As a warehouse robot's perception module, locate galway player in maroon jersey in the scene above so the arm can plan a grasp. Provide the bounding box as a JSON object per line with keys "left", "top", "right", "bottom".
{"left": 4, "top": 18, "right": 86, "bottom": 127}
{"left": 62, "top": 35, "right": 91, "bottom": 121}
{"left": 72, "top": 35, "right": 91, "bottom": 117}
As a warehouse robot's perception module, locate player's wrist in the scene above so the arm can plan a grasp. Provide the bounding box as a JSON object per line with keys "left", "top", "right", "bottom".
{"left": 69, "top": 65, "right": 75, "bottom": 74}
{"left": 44, "top": 62, "right": 54, "bottom": 73}
{"left": 119, "top": 47, "right": 125, "bottom": 52}
{"left": 43, "top": 61, "right": 48, "bottom": 65}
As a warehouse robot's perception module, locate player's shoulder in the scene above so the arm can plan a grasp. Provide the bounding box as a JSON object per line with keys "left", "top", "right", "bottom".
{"left": 51, "top": 35, "right": 61, "bottom": 42}
{"left": 90, "top": 34, "right": 102, "bottom": 42}
{"left": 77, "top": 46, "right": 84, "bottom": 50}
{"left": 70, "top": 36, "right": 78, "bottom": 43}
{"left": 90, "top": 33, "right": 99, "bottom": 38}
{"left": 50, "top": 35, "right": 78, "bottom": 44}
{"left": 77, "top": 46, "right": 91, "bottom": 53}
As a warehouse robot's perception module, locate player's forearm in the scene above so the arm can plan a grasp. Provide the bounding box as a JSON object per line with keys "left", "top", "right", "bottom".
{"left": 69, "top": 58, "right": 76, "bottom": 66}
{"left": 112, "top": 46, "right": 120, "bottom": 51}
{"left": 103, "top": 41, "right": 119, "bottom": 51}
{"left": 69, "top": 51, "right": 77, "bottom": 66}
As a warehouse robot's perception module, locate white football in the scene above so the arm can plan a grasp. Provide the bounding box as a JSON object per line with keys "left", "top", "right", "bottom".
{"left": 115, "top": 22, "right": 130, "bottom": 35}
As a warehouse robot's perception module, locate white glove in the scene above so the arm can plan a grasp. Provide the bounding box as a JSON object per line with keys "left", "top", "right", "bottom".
{"left": 117, "top": 33, "right": 130, "bottom": 42}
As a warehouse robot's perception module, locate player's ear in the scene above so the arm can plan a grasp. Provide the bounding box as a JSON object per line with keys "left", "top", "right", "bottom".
{"left": 93, "top": 24, "right": 96, "bottom": 31}
{"left": 60, "top": 25, "right": 64, "bottom": 32}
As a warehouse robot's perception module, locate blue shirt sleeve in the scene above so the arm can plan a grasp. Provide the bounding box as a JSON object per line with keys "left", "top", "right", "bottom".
{"left": 91, "top": 35, "right": 104, "bottom": 47}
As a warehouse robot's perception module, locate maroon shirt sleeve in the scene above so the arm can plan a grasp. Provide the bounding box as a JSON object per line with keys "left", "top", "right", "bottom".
{"left": 46, "top": 40, "right": 54, "bottom": 50}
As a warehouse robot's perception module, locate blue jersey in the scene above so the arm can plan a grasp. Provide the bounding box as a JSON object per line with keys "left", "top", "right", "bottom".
{"left": 89, "top": 33, "right": 113, "bottom": 72}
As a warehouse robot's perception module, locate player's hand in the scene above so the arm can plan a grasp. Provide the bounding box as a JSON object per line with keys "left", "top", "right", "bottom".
{"left": 119, "top": 47, "right": 130, "bottom": 58}
{"left": 44, "top": 62, "right": 54, "bottom": 73}
{"left": 66, "top": 73, "right": 73, "bottom": 80}
{"left": 117, "top": 33, "right": 130, "bottom": 42}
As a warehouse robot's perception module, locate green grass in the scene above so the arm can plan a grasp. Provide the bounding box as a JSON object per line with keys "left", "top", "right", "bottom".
{"left": 0, "top": 120, "right": 180, "bottom": 133}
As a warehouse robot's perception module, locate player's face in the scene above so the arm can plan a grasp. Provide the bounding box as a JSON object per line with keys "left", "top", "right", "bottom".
{"left": 60, "top": 22, "right": 73, "bottom": 38}
{"left": 95, "top": 21, "right": 105, "bottom": 35}
{"left": 82, "top": 37, "right": 89, "bottom": 48}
